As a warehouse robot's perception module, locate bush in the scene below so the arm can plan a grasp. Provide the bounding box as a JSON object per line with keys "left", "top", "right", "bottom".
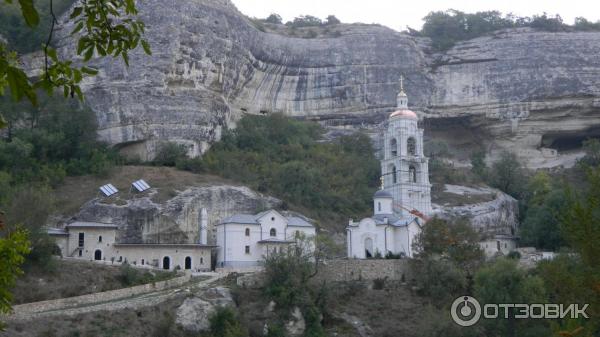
{"left": 153, "top": 142, "right": 188, "bottom": 166}
{"left": 409, "top": 258, "right": 467, "bottom": 305}
{"left": 208, "top": 307, "right": 247, "bottom": 337}
{"left": 325, "top": 15, "right": 341, "bottom": 25}
{"left": 264, "top": 13, "right": 282, "bottom": 24}
{"left": 488, "top": 151, "right": 528, "bottom": 199}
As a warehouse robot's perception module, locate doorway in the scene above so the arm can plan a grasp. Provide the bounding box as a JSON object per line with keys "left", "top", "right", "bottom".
{"left": 163, "top": 256, "right": 171, "bottom": 270}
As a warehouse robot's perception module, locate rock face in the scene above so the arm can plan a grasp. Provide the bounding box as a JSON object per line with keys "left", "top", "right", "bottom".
{"left": 175, "top": 286, "right": 235, "bottom": 333}
{"left": 434, "top": 184, "right": 519, "bottom": 238}
{"left": 53, "top": 0, "right": 600, "bottom": 166}
{"left": 74, "top": 184, "right": 280, "bottom": 244}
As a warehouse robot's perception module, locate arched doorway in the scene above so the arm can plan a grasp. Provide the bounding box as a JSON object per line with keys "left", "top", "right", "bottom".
{"left": 364, "top": 238, "right": 373, "bottom": 258}
{"left": 94, "top": 249, "right": 102, "bottom": 260}
{"left": 184, "top": 256, "right": 192, "bottom": 270}
{"left": 163, "top": 256, "right": 171, "bottom": 270}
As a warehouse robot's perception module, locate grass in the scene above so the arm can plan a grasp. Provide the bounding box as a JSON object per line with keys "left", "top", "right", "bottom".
{"left": 52, "top": 165, "right": 237, "bottom": 217}
{"left": 12, "top": 259, "right": 175, "bottom": 304}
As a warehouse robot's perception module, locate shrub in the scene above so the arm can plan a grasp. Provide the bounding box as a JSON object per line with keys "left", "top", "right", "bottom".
{"left": 208, "top": 307, "right": 247, "bottom": 337}
{"left": 325, "top": 15, "right": 341, "bottom": 25}
{"left": 153, "top": 142, "right": 188, "bottom": 166}
{"left": 264, "top": 14, "right": 282, "bottom": 24}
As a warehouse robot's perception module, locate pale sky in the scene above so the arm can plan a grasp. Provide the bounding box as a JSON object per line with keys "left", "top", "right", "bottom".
{"left": 231, "top": 0, "right": 600, "bottom": 32}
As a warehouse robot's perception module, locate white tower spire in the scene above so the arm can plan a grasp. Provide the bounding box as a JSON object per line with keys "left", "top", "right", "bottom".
{"left": 396, "top": 75, "right": 408, "bottom": 109}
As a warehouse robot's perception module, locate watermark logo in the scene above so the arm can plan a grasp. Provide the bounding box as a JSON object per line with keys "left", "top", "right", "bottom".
{"left": 451, "top": 296, "right": 589, "bottom": 327}
{"left": 451, "top": 296, "right": 482, "bottom": 327}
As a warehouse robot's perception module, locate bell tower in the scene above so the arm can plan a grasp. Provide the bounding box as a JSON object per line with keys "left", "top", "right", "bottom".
{"left": 380, "top": 78, "right": 432, "bottom": 216}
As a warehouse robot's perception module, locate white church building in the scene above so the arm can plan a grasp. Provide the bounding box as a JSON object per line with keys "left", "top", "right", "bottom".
{"left": 347, "top": 80, "right": 431, "bottom": 259}
{"left": 216, "top": 209, "right": 316, "bottom": 268}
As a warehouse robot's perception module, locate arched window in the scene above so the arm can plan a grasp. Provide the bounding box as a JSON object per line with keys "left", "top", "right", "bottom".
{"left": 378, "top": 202, "right": 381, "bottom": 212}
{"left": 409, "top": 165, "right": 417, "bottom": 183}
{"left": 392, "top": 166, "right": 397, "bottom": 184}
{"left": 407, "top": 137, "right": 416, "bottom": 156}
{"left": 245, "top": 228, "right": 250, "bottom": 236}
{"left": 98, "top": 235, "right": 102, "bottom": 243}
{"left": 94, "top": 249, "right": 102, "bottom": 260}
{"left": 184, "top": 256, "right": 192, "bottom": 270}
{"left": 390, "top": 138, "right": 397, "bottom": 157}
{"left": 163, "top": 256, "right": 171, "bottom": 270}
{"left": 270, "top": 228, "right": 277, "bottom": 237}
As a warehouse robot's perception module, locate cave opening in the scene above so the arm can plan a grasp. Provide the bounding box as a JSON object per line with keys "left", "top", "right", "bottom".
{"left": 541, "top": 127, "right": 600, "bottom": 152}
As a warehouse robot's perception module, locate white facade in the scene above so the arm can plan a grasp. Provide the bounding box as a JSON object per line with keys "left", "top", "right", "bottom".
{"left": 347, "top": 82, "right": 429, "bottom": 259}
{"left": 48, "top": 221, "right": 214, "bottom": 271}
{"left": 479, "top": 234, "right": 518, "bottom": 257}
{"left": 216, "top": 209, "right": 316, "bottom": 268}
{"left": 381, "top": 86, "right": 432, "bottom": 216}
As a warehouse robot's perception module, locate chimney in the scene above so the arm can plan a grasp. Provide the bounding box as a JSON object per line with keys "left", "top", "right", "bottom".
{"left": 199, "top": 208, "right": 208, "bottom": 245}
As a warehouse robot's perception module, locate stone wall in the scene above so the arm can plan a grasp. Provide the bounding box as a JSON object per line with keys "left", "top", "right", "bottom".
{"left": 8, "top": 274, "right": 191, "bottom": 319}
{"left": 315, "top": 259, "right": 410, "bottom": 283}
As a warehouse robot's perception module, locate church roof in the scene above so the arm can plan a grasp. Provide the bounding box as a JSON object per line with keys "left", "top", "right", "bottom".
{"left": 373, "top": 190, "right": 393, "bottom": 198}
{"left": 390, "top": 109, "right": 417, "bottom": 120}
{"left": 287, "top": 217, "right": 314, "bottom": 227}
{"left": 371, "top": 214, "right": 417, "bottom": 227}
{"left": 219, "top": 210, "right": 315, "bottom": 228}
{"left": 66, "top": 221, "right": 118, "bottom": 229}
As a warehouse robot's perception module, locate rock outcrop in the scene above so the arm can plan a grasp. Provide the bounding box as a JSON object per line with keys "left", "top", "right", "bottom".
{"left": 74, "top": 184, "right": 280, "bottom": 244}
{"left": 434, "top": 184, "right": 519, "bottom": 238}
{"left": 51, "top": 0, "right": 600, "bottom": 167}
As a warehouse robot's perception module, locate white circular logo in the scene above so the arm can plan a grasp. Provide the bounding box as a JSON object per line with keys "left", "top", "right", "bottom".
{"left": 451, "top": 296, "right": 482, "bottom": 327}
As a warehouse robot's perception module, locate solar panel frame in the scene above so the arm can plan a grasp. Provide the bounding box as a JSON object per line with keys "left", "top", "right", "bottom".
{"left": 99, "top": 183, "right": 118, "bottom": 196}
{"left": 132, "top": 179, "right": 151, "bottom": 192}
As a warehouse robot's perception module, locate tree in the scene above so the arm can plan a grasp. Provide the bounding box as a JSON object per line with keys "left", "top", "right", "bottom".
{"left": 578, "top": 138, "right": 600, "bottom": 167}
{"left": 475, "top": 258, "right": 549, "bottom": 337}
{"left": 470, "top": 150, "right": 487, "bottom": 178}
{"left": 325, "top": 15, "right": 341, "bottom": 25}
{"left": 264, "top": 13, "right": 282, "bottom": 24}
{"left": 0, "top": 219, "right": 30, "bottom": 330}
{"left": 488, "top": 151, "right": 527, "bottom": 199}
{"left": 0, "top": 0, "right": 151, "bottom": 129}
{"left": 413, "top": 217, "right": 484, "bottom": 271}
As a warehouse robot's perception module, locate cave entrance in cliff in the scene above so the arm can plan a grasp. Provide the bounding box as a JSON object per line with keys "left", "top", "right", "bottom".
{"left": 163, "top": 256, "right": 171, "bottom": 270}
{"left": 184, "top": 256, "right": 192, "bottom": 270}
{"left": 94, "top": 250, "right": 102, "bottom": 261}
{"left": 541, "top": 128, "right": 600, "bottom": 152}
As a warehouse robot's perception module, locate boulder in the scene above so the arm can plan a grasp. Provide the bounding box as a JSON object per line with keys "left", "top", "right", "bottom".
{"left": 175, "top": 297, "right": 215, "bottom": 332}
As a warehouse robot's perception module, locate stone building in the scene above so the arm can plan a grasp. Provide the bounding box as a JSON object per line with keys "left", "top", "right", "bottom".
{"left": 216, "top": 209, "right": 316, "bottom": 268}
{"left": 49, "top": 216, "right": 214, "bottom": 271}
{"left": 347, "top": 80, "right": 430, "bottom": 258}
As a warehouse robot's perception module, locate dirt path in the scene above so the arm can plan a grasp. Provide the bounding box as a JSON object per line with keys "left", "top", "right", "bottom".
{"left": 7, "top": 273, "right": 225, "bottom": 321}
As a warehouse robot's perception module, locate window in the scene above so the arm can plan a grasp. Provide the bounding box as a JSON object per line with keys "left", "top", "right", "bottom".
{"left": 245, "top": 245, "right": 250, "bottom": 254}
{"left": 141, "top": 259, "right": 145, "bottom": 265}
{"left": 390, "top": 138, "right": 397, "bottom": 157}
{"left": 407, "top": 137, "right": 416, "bottom": 156}
{"left": 245, "top": 228, "right": 250, "bottom": 236}
{"left": 78, "top": 233, "right": 84, "bottom": 248}
{"left": 98, "top": 235, "right": 102, "bottom": 243}
{"left": 270, "top": 228, "right": 276, "bottom": 237}
{"left": 184, "top": 256, "right": 192, "bottom": 270}
{"left": 378, "top": 202, "right": 381, "bottom": 212}
{"left": 409, "top": 165, "right": 417, "bottom": 183}
{"left": 200, "top": 257, "right": 204, "bottom": 264}
{"left": 392, "top": 166, "right": 397, "bottom": 184}
{"left": 271, "top": 217, "right": 275, "bottom": 221}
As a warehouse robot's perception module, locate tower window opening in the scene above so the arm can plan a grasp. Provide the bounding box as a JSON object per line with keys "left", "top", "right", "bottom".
{"left": 407, "top": 137, "right": 416, "bottom": 156}
{"left": 409, "top": 165, "right": 417, "bottom": 183}
{"left": 390, "top": 138, "right": 397, "bottom": 157}
{"left": 392, "top": 166, "right": 397, "bottom": 184}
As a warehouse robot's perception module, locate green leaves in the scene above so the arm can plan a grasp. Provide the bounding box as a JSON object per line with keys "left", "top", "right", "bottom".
{"left": 0, "top": 0, "right": 151, "bottom": 130}
{"left": 69, "top": 0, "right": 150, "bottom": 65}
{"left": 16, "top": 0, "right": 40, "bottom": 27}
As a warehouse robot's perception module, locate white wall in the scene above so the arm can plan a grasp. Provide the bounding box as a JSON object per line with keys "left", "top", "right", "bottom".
{"left": 113, "top": 245, "right": 212, "bottom": 271}
{"left": 66, "top": 227, "right": 117, "bottom": 260}
{"left": 480, "top": 238, "right": 517, "bottom": 257}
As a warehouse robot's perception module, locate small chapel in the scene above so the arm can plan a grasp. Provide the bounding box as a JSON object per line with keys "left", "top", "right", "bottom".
{"left": 347, "top": 79, "right": 432, "bottom": 258}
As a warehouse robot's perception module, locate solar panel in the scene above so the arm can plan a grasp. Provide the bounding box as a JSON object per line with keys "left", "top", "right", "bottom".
{"left": 132, "top": 179, "right": 151, "bottom": 192}
{"left": 99, "top": 183, "right": 118, "bottom": 197}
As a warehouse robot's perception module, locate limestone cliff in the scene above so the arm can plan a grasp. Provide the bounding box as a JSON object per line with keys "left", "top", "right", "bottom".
{"left": 53, "top": 0, "right": 600, "bottom": 166}
{"left": 73, "top": 185, "right": 280, "bottom": 244}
